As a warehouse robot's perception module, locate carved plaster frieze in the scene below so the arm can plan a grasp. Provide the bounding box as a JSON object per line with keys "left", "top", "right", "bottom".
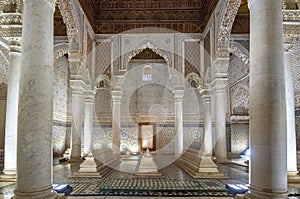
{"left": 0, "top": 49, "right": 9, "bottom": 84}
{"left": 216, "top": 0, "right": 241, "bottom": 59}
{"left": 295, "top": 92, "right": 300, "bottom": 108}
{"left": 57, "top": 0, "right": 80, "bottom": 41}
{"left": 283, "top": 10, "right": 300, "bottom": 22}
{"left": 284, "top": 24, "right": 300, "bottom": 38}
{"left": 229, "top": 115, "right": 249, "bottom": 122}
{"left": 229, "top": 42, "right": 250, "bottom": 70}
{"left": 0, "top": 82, "right": 7, "bottom": 99}
{"left": 0, "top": 0, "right": 22, "bottom": 13}
{"left": 53, "top": 43, "right": 68, "bottom": 61}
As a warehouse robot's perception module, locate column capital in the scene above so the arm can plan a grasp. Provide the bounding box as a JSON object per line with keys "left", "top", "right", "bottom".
{"left": 211, "top": 78, "right": 227, "bottom": 93}
{"left": 84, "top": 89, "right": 95, "bottom": 103}
{"left": 173, "top": 87, "right": 184, "bottom": 101}
{"left": 0, "top": 13, "right": 22, "bottom": 52}
{"left": 70, "top": 79, "right": 85, "bottom": 95}
{"left": 213, "top": 58, "right": 229, "bottom": 79}
{"left": 111, "top": 87, "right": 122, "bottom": 101}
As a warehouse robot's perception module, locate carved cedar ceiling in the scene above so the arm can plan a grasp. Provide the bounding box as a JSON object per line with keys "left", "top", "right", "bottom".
{"left": 231, "top": 0, "right": 249, "bottom": 34}
{"left": 54, "top": 4, "right": 67, "bottom": 36}
{"left": 78, "top": 0, "right": 220, "bottom": 34}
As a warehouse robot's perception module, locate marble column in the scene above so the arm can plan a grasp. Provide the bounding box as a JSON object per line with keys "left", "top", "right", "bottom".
{"left": 3, "top": 50, "right": 21, "bottom": 177}
{"left": 14, "top": 0, "right": 57, "bottom": 198}
{"left": 174, "top": 88, "right": 184, "bottom": 155}
{"left": 69, "top": 82, "right": 84, "bottom": 163}
{"left": 246, "top": 0, "right": 288, "bottom": 198}
{"left": 83, "top": 91, "right": 95, "bottom": 154}
{"left": 0, "top": 0, "right": 22, "bottom": 179}
{"left": 111, "top": 87, "right": 122, "bottom": 155}
{"left": 201, "top": 91, "right": 213, "bottom": 156}
{"left": 284, "top": 41, "right": 299, "bottom": 179}
{"left": 213, "top": 79, "right": 228, "bottom": 163}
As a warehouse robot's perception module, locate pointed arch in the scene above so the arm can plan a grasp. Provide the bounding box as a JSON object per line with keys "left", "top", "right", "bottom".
{"left": 54, "top": 43, "right": 69, "bottom": 62}
{"left": 216, "top": 0, "right": 242, "bottom": 58}
{"left": 123, "top": 40, "right": 172, "bottom": 71}
{"left": 57, "top": 0, "right": 80, "bottom": 43}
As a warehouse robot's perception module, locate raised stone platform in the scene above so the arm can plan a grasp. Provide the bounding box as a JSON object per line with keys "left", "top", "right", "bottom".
{"left": 72, "top": 148, "right": 120, "bottom": 177}
{"left": 134, "top": 149, "right": 162, "bottom": 178}
{"left": 175, "top": 149, "right": 226, "bottom": 178}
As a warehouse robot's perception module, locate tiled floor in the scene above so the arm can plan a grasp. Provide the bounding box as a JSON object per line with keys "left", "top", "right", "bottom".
{"left": 0, "top": 156, "right": 300, "bottom": 198}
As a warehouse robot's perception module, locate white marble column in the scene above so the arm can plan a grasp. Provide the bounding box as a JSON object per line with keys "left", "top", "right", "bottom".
{"left": 0, "top": 0, "right": 22, "bottom": 179}
{"left": 14, "top": 0, "right": 57, "bottom": 198}
{"left": 83, "top": 91, "right": 95, "bottom": 154}
{"left": 201, "top": 91, "right": 213, "bottom": 156}
{"left": 213, "top": 79, "right": 228, "bottom": 163}
{"left": 111, "top": 87, "right": 122, "bottom": 155}
{"left": 69, "top": 82, "right": 84, "bottom": 163}
{"left": 284, "top": 41, "right": 299, "bottom": 179}
{"left": 246, "top": 0, "right": 288, "bottom": 198}
{"left": 174, "top": 89, "right": 184, "bottom": 155}
{"left": 3, "top": 50, "right": 21, "bottom": 176}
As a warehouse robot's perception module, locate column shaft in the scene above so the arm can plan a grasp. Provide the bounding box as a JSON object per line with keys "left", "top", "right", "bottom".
{"left": 247, "top": 0, "right": 288, "bottom": 198}
{"left": 14, "top": 0, "right": 57, "bottom": 198}
{"left": 84, "top": 96, "right": 94, "bottom": 154}
{"left": 112, "top": 90, "right": 122, "bottom": 155}
{"left": 3, "top": 52, "right": 21, "bottom": 175}
{"left": 174, "top": 89, "right": 184, "bottom": 155}
{"left": 284, "top": 49, "right": 298, "bottom": 174}
{"left": 214, "top": 85, "right": 228, "bottom": 162}
{"left": 202, "top": 95, "right": 212, "bottom": 156}
{"left": 69, "top": 91, "right": 83, "bottom": 162}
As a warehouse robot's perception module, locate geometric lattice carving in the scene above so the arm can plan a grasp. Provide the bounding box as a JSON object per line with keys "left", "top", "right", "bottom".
{"left": 95, "top": 41, "right": 111, "bottom": 78}
{"left": 0, "top": 48, "right": 9, "bottom": 84}
{"left": 0, "top": 83, "right": 7, "bottom": 100}
{"left": 184, "top": 41, "right": 200, "bottom": 76}
{"left": 228, "top": 54, "right": 248, "bottom": 86}
{"left": 232, "top": 86, "right": 249, "bottom": 115}
{"left": 53, "top": 56, "right": 69, "bottom": 122}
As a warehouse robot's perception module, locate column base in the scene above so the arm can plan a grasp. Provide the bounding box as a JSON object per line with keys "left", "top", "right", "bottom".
{"left": 68, "top": 157, "right": 83, "bottom": 163}
{"left": 13, "top": 185, "right": 58, "bottom": 199}
{"left": 214, "top": 157, "right": 230, "bottom": 164}
{"left": 243, "top": 185, "right": 288, "bottom": 199}
{"left": 0, "top": 168, "right": 16, "bottom": 181}
{"left": 288, "top": 170, "right": 300, "bottom": 183}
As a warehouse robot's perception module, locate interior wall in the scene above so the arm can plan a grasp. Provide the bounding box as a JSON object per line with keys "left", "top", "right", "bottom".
{"left": 0, "top": 99, "right": 6, "bottom": 150}
{"left": 0, "top": 83, "right": 7, "bottom": 150}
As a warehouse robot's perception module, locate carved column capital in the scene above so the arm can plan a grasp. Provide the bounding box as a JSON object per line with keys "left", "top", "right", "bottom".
{"left": 111, "top": 87, "right": 122, "bottom": 102}
{"left": 0, "top": 12, "right": 22, "bottom": 52}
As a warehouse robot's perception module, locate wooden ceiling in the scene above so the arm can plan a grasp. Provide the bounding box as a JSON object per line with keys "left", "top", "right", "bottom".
{"left": 78, "top": 0, "right": 220, "bottom": 34}
{"left": 54, "top": 0, "right": 249, "bottom": 35}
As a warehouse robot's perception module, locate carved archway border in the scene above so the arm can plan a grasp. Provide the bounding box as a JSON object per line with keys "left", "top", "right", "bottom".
{"left": 123, "top": 40, "right": 172, "bottom": 71}
{"left": 57, "top": 0, "right": 80, "bottom": 42}
{"left": 229, "top": 41, "right": 250, "bottom": 71}
{"left": 216, "top": 0, "right": 242, "bottom": 58}
{"left": 54, "top": 43, "right": 69, "bottom": 62}
{"left": 0, "top": 49, "right": 9, "bottom": 84}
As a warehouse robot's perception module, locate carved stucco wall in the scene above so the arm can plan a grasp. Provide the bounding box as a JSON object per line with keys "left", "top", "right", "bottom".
{"left": 0, "top": 47, "right": 8, "bottom": 84}
{"left": 52, "top": 56, "right": 71, "bottom": 156}
{"left": 53, "top": 56, "right": 69, "bottom": 122}
{"left": 0, "top": 83, "right": 7, "bottom": 150}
